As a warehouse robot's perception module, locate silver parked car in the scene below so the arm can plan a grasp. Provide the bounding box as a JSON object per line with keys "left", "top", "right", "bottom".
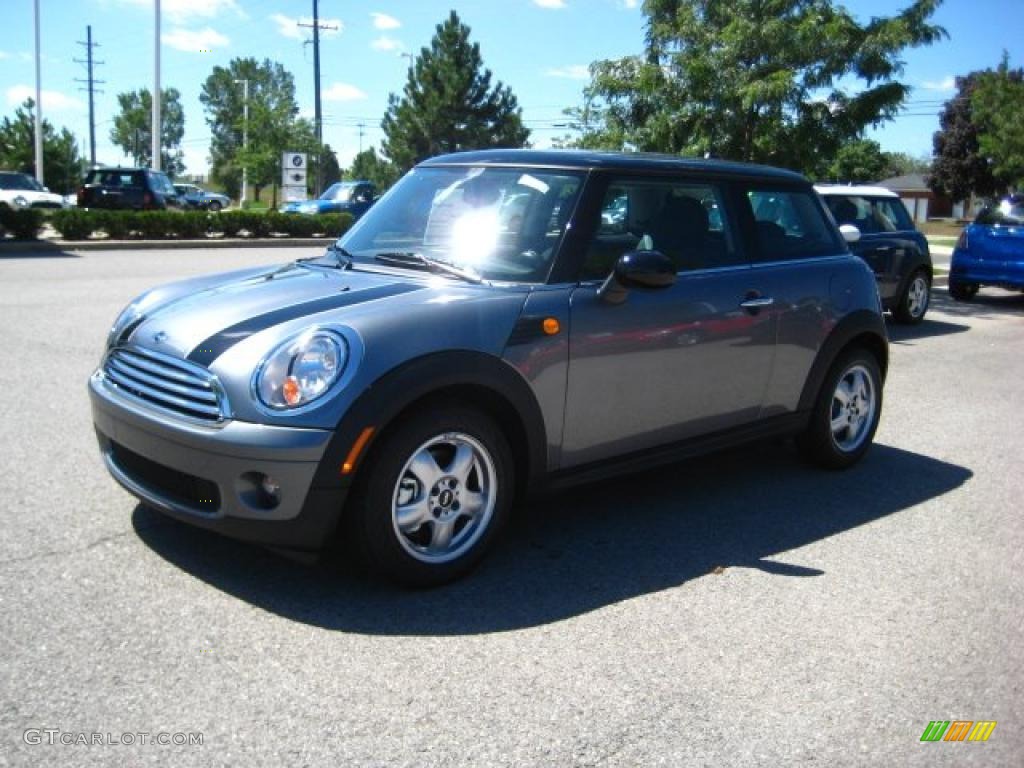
{"left": 90, "top": 150, "right": 887, "bottom": 586}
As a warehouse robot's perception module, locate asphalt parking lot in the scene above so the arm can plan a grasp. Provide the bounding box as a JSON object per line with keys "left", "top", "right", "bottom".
{"left": 1, "top": 246, "right": 1021, "bottom": 767}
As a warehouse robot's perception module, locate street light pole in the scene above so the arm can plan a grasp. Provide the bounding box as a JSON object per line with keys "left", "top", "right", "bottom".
{"left": 152, "top": 0, "right": 161, "bottom": 172}
{"left": 233, "top": 78, "right": 249, "bottom": 205}
{"left": 33, "top": 0, "right": 43, "bottom": 185}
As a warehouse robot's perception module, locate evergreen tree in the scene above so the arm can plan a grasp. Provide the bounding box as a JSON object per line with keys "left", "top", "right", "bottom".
{"left": 0, "top": 99, "right": 84, "bottom": 194}
{"left": 347, "top": 147, "right": 400, "bottom": 192}
{"left": 381, "top": 11, "right": 529, "bottom": 172}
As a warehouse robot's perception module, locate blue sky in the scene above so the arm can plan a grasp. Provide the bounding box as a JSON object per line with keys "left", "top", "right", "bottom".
{"left": 2, "top": 0, "right": 1022, "bottom": 177}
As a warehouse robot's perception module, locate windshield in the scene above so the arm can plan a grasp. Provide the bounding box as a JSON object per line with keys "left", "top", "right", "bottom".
{"left": 321, "top": 183, "right": 355, "bottom": 202}
{"left": 338, "top": 166, "right": 585, "bottom": 283}
{"left": 0, "top": 172, "right": 43, "bottom": 191}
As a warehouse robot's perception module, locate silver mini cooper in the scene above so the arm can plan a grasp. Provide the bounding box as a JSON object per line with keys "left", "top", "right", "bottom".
{"left": 91, "top": 150, "right": 887, "bottom": 585}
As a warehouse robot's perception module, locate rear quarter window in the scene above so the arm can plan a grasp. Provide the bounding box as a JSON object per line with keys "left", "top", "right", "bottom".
{"left": 746, "top": 187, "right": 841, "bottom": 260}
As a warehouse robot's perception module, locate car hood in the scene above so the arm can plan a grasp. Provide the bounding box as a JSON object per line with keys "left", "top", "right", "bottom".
{"left": 0, "top": 189, "right": 65, "bottom": 205}
{"left": 125, "top": 264, "right": 427, "bottom": 364}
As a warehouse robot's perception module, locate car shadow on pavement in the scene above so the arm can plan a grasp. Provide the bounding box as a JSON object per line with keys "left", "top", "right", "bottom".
{"left": 887, "top": 317, "right": 969, "bottom": 344}
{"left": 132, "top": 441, "right": 971, "bottom": 635}
{"left": 930, "top": 287, "right": 1024, "bottom": 319}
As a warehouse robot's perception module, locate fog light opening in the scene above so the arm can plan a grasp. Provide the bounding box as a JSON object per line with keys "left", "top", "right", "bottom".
{"left": 238, "top": 471, "right": 282, "bottom": 511}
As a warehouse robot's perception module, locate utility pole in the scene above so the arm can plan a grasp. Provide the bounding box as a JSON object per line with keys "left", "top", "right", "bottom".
{"left": 152, "top": 0, "right": 161, "bottom": 172}
{"left": 33, "top": 0, "right": 43, "bottom": 185}
{"left": 233, "top": 78, "right": 249, "bottom": 205}
{"left": 357, "top": 123, "right": 365, "bottom": 155}
{"left": 74, "top": 26, "right": 105, "bottom": 166}
{"left": 298, "top": 1, "right": 337, "bottom": 196}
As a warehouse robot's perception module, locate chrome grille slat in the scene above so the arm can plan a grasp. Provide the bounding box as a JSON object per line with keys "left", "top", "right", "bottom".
{"left": 103, "top": 346, "right": 228, "bottom": 424}
{"left": 107, "top": 357, "right": 218, "bottom": 402}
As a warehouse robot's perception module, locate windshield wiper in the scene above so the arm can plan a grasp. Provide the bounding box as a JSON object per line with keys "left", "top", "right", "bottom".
{"left": 326, "top": 243, "right": 355, "bottom": 269}
{"left": 373, "top": 252, "right": 485, "bottom": 284}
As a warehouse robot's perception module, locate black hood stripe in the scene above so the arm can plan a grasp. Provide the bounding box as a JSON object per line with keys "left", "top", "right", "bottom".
{"left": 187, "top": 283, "right": 421, "bottom": 366}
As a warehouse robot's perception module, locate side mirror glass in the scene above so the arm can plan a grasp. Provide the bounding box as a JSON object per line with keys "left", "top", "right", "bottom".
{"left": 839, "top": 224, "right": 861, "bottom": 244}
{"left": 598, "top": 250, "right": 676, "bottom": 304}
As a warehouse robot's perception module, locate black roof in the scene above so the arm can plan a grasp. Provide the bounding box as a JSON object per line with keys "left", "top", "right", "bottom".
{"left": 420, "top": 148, "right": 806, "bottom": 182}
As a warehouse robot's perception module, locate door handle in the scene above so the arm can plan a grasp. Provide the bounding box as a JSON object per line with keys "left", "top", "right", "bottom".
{"left": 740, "top": 296, "right": 774, "bottom": 309}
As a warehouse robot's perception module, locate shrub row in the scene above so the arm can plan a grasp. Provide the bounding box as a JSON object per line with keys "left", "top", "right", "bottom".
{"left": 0, "top": 207, "right": 46, "bottom": 240}
{"left": 49, "top": 209, "right": 354, "bottom": 241}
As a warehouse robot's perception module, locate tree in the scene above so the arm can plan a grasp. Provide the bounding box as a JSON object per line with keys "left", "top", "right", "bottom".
{"left": 576, "top": 0, "right": 945, "bottom": 176}
{"left": 347, "top": 147, "right": 400, "bottom": 191}
{"left": 0, "top": 99, "right": 84, "bottom": 194}
{"left": 381, "top": 11, "right": 529, "bottom": 172}
{"left": 318, "top": 144, "right": 342, "bottom": 190}
{"left": 110, "top": 88, "right": 185, "bottom": 175}
{"left": 971, "top": 54, "right": 1024, "bottom": 191}
{"left": 826, "top": 139, "right": 890, "bottom": 183}
{"left": 200, "top": 58, "right": 307, "bottom": 200}
{"left": 884, "top": 152, "right": 931, "bottom": 178}
{"left": 930, "top": 73, "right": 1002, "bottom": 201}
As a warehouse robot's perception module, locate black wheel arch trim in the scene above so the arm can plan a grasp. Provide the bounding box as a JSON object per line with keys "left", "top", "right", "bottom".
{"left": 797, "top": 310, "right": 888, "bottom": 413}
{"left": 311, "top": 350, "right": 548, "bottom": 492}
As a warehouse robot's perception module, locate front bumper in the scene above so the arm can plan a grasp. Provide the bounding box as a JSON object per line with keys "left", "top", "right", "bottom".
{"left": 89, "top": 371, "right": 348, "bottom": 552}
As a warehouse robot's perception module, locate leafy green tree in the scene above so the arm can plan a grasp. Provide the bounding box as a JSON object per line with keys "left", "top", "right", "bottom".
{"left": 884, "top": 152, "right": 931, "bottom": 178}
{"left": 825, "top": 139, "right": 890, "bottom": 183}
{"left": 382, "top": 11, "right": 529, "bottom": 172}
{"left": 0, "top": 99, "right": 84, "bottom": 194}
{"left": 235, "top": 102, "right": 318, "bottom": 206}
{"left": 110, "top": 88, "right": 185, "bottom": 175}
{"left": 931, "top": 73, "right": 1001, "bottom": 200}
{"left": 971, "top": 54, "right": 1024, "bottom": 191}
{"left": 576, "top": 0, "right": 945, "bottom": 175}
{"left": 200, "top": 58, "right": 307, "bottom": 200}
{"left": 318, "top": 144, "right": 342, "bottom": 190}
{"left": 347, "top": 147, "right": 400, "bottom": 191}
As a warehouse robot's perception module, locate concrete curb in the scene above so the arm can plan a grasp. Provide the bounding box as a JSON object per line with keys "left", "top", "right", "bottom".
{"left": 0, "top": 237, "right": 334, "bottom": 254}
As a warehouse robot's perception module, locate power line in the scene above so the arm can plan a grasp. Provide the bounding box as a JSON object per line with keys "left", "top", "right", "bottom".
{"left": 74, "top": 25, "right": 105, "bottom": 166}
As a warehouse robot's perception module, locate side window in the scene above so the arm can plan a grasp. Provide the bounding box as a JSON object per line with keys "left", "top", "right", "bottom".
{"left": 747, "top": 188, "right": 840, "bottom": 261}
{"left": 874, "top": 197, "right": 914, "bottom": 232}
{"left": 580, "top": 178, "right": 737, "bottom": 280}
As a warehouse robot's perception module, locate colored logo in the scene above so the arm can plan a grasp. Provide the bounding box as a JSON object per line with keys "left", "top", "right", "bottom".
{"left": 920, "top": 721, "right": 997, "bottom": 742}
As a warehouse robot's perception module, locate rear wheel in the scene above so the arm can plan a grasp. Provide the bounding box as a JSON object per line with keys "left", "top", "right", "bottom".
{"left": 894, "top": 269, "right": 930, "bottom": 324}
{"left": 207, "top": 200, "right": 222, "bottom": 213}
{"left": 798, "top": 348, "right": 882, "bottom": 470}
{"left": 949, "top": 281, "right": 979, "bottom": 301}
{"left": 348, "top": 403, "right": 513, "bottom": 586}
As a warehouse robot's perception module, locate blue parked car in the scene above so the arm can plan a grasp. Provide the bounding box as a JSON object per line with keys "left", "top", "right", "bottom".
{"left": 950, "top": 195, "right": 1024, "bottom": 300}
{"left": 280, "top": 180, "right": 376, "bottom": 219}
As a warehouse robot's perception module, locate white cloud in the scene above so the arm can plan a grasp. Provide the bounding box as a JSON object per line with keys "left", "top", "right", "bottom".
{"left": 921, "top": 76, "right": 956, "bottom": 92}
{"left": 620, "top": 0, "right": 639, "bottom": 8}
{"left": 544, "top": 64, "right": 590, "bottom": 80}
{"left": 116, "top": 0, "right": 244, "bottom": 24}
{"left": 371, "top": 35, "right": 402, "bottom": 52}
{"left": 6, "top": 85, "right": 84, "bottom": 112}
{"left": 0, "top": 51, "right": 9, "bottom": 60}
{"left": 270, "top": 13, "right": 342, "bottom": 40}
{"left": 533, "top": 0, "right": 567, "bottom": 8}
{"left": 322, "top": 82, "right": 367, "bottom": 102}
{"left": 162, "top": 27, "right": 229, "bottom": 52}
{"left": 371, "top": 12, "right": 401, "bottom": 30}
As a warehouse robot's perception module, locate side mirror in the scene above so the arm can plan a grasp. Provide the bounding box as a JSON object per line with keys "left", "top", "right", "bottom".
{"left": 839, "top": 224, "right": 861, "bottom": 244}
{"left": 598, "top": 250, "right": 676, "bottom": 304}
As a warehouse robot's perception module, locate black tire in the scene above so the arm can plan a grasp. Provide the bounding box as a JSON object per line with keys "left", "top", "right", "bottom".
{"left": 893, "top": 269, "right": 931, "bottom": 324}
{"left": 347, "top": 402, "right": 514, "bottom": 587}
{"left": 797, "top": 347, "right": 882, "bottom": 470}
{"left": 949, "top": 281, "right": 979, "bottom": 301}
{"left": 207, "top": 201, "right": 223, "bottom": 213}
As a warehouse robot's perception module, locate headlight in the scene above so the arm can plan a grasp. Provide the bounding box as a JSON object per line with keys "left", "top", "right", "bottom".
{"left": 106, "top": 302, "right": 144, "bottom": 349}
{"left": 255, "top": 330, "right": 347, "bottom": 410}
{"left": 12, "top": 195, "right": 29, "bottom": 208}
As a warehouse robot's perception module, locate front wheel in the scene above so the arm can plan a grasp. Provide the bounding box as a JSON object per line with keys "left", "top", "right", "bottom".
{"left": 798, "top": 348, "right": 882, "bottom": 470}
{"left": 348, "top": 403, "right": 513, "bottom": 586}
{"left": 894, "top": 269, "right": 930, "bottom": 324}
{"left": 206, "top": 200, "right": 223, "bottom": 213}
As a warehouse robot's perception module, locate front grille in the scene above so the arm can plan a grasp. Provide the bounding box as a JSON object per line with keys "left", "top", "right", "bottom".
{"left": 103, "top": 346, "right": 228, "bottom": 423}
{"left": 110, "top": 441, "right": 220, "bottom": 512}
